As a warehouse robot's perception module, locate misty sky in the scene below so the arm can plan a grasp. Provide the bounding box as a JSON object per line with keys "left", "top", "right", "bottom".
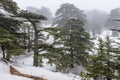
{"left": 13, "top": 0, "right": 120, "bottom": 13}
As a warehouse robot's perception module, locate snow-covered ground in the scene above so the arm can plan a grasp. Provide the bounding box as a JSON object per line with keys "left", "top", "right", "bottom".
{"left": 0, "top": 51, "right": 81, "bottom": 80}
{"left": 0, "top": 60, "right": 32, "bottom": 80}
{"left": 0, "top": 73, "right": 32, "bottom": 80}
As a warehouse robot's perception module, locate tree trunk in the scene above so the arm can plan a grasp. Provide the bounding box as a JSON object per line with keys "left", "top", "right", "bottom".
{"left": 107, "top": 38, "right": 111, "bottom": 80}
{"left": 2, "top": 49, "right": 5, "bottom": 59}
{"left": 33, "top": 31, "right": 39, "bottom": 66}
{"left": 1, "top": 43, "right": 6, "bottom": 59}
{"left": 106, "top": 77, "right": 112, "bottom": 80}
{"left": 70, "top": 50, "right": 74, "bottom": 68}
{"left": 93, "top": 76, "right": 99, "bottom": 80}
{"left": 6, "top": 53, "right": 10, "bottom": 61}
{"left": 27, "top": 26, "right": 31, "bottom": 52}
{"left": 30, "top": 21, "right": 39, "bottom": 67}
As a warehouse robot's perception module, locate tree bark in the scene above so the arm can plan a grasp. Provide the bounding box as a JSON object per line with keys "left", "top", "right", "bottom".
{"left": 30, "top": 21, "right": 39, "bottom": 67}
{"left": 106, "top": 77, "right": 112, "bottom": 80}
{"left": 27, "top": 26, "right": 31, "bottom": 52}
{"left": 2, "top": 49, "right": 5, "bottom": 59}
{"left": 1, "top": 43, "right": 6, "bottom": 59}
{"left": 6, "top": 53, "right": 10, "bottom": 61}
{"left": 33, "top": 31, "right": 39, "bottom": 66}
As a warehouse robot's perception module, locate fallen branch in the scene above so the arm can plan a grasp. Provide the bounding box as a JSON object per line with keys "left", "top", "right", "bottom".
{"left": 10, "top": 65, "right": 47, "bottom": 80}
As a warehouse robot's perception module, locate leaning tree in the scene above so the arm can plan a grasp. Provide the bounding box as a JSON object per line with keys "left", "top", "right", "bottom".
{"left": 16, "top": 10, "right": 46, "bottom": 66}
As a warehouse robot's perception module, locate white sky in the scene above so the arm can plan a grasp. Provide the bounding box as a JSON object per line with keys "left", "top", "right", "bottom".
{"left": 13, "top": 0, "right": 120, "bottom": 13}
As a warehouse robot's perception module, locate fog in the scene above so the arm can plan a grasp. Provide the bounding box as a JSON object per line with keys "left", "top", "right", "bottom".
{"left": 13, "top": 0, "right": 120, "bottom": 13}
{"left": 13, "top": 0, "right": 120, "bottom": 37}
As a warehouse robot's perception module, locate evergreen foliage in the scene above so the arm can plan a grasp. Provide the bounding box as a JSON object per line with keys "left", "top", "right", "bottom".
{"left": 86, "top": 36, "right": 118, "bottom": 80}
{"left": 53, "top": 3, "right": 86, "bottom": 27}
{"left": 0, "top": 0, "right": 25, "bottom": 61}
{"left": 27, "top": 6, "right": 53, "bottom": 25}
{"left": 0, "top": 0, "right": 19, "bottom": 14}
{"left": 43, "top": 18, "right": 92, "bottom": 72}
{"left": 61, "top": 18, "right": 91, "bottom": 67}
{"left": 16, "top": 10, "right": 47, "bottom": 66}
{"left": 106, "top": 8, "right": 120, "bottom": 36}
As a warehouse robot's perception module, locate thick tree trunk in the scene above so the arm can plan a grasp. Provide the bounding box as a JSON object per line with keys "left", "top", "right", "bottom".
{"left": 30, "top": 21, "right": 39, "bottom": 67}
{"left": 33, "top": 31, "right": 39, "bottom": 66}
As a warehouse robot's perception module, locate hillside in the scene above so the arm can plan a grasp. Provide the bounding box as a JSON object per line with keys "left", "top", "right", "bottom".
{"left": 0, "top": 52, "right": 81, "bottom": 80}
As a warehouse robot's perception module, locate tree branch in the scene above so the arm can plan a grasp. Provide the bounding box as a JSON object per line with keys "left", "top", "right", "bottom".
{"left": 110, "top": 29, "right": 120, "bottom": 32}
{"left": 37, "top": 49, "right": 45, "bottom": 53}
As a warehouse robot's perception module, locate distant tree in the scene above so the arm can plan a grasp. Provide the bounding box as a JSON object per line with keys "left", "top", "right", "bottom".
{"left": 53, "top": 3, "right": 86, "bottom": 27}
{"left": 27, "top": 6, "right": 53, "bottom": 25}
{"left": 106, "top": 8, "right": 120, "bottom": 36}
{"left": 85, "top": 10, "right": 108, "bottom": 36}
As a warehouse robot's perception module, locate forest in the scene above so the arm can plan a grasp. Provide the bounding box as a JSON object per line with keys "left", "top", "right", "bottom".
{"left": 0, "top": 0, "right": 120, "bottom": 80}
